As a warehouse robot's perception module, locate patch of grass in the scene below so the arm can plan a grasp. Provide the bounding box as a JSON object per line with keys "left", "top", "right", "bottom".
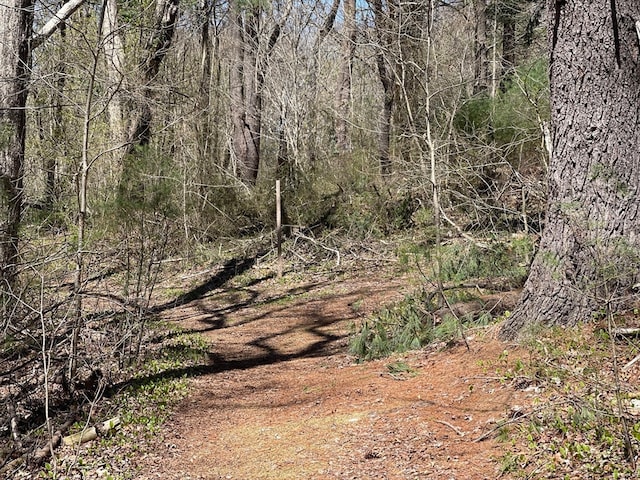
{"left": 349, "top": 291, "right": 433, "bottom": 361}
{"left": 386, "top": 360, "right": 417, "bottom": 380}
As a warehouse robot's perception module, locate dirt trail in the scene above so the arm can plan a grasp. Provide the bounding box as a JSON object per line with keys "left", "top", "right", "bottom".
{"left": 138, "top": 269, "right": 529, "bottom": 479}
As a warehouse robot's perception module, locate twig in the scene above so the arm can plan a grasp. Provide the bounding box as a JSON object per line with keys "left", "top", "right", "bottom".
{"left": 607, "top": 304, "right": 636, "bottom": 469}
{"left": 440, "top": 293, "right": 470, "bottom": 351}
{"left": 294, "top": 232, "right": 341, "bottom": 266}
{"left": 622, "top": 352, "right": 640, "bottom": 372}
{"left": 435, "top": 420, "right": 465, "bottom": 437}
{"left": 439, "top": 207, "right": 489, "bottom": 249}
{"left": 472, "top": 415, "right": 525, "bottom": 443}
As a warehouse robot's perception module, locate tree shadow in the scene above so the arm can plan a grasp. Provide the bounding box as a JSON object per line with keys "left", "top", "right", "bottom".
{"left": 104, "top": 287, "right": 359, "bottom": 398}
{"left": 164, "top": 278, "right": 335, "bottom": 335}
{"left": 151, "top": 253, "right": 268, "bottom": 313}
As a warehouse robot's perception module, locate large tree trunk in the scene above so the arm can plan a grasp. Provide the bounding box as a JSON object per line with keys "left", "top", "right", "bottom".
{"left": 229, "top": 0, "right": 286, "bottom": 185}
{"left": 0, "top": 0, "right": 33, "bottom": 312}
{"left": 229, "top": 0, "right": 260, "bottom": 184}
{"left": 500, "top": 0, "right": 640, "bottom": 338}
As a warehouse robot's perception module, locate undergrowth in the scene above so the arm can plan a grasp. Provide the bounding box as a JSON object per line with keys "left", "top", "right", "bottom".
{"left": 496, "top": 320, "right": 640, "bottom": 479}
{"left": 39, "top": 323, "right": 208, "bottom": 480}
{"left": 350, "top": 236, "right": 532, "bottom": 361}
{"left": 349, "top": 289, "right": 494, "bottom": 361}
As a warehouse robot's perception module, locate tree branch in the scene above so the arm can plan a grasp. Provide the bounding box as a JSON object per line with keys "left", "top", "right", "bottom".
{"left": 31, "top": 0, "right": 86, "bottom": 49}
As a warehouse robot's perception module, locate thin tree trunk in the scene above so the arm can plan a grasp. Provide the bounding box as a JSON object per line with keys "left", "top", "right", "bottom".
{"left": 335, "top": 0, "right": 356, "bottom": 153}
{"left": 501, "top": 0, "right": 640, "bottom": 338}
{"left": 499, "top": 7, "right": 516, "bottom": 92}
{"left": 44, "top": 23, "right": 67, "bottom": 209}
{"left": 473, "top": 0, "right": 489, "bottom": 94}
{"left": 370, "top": 0, "right": 394, "bottom": 176}
{"left": 195, "top": 0, "right": 212, "bottom": 170}
{"left": 70, "top": 0, "right": 107, "bottom": 380}
{"left": 307, "top": 0, "right": 339, "bottom": 165}
{"left": 102, "top": 0, "right": 126, "bottom": 151}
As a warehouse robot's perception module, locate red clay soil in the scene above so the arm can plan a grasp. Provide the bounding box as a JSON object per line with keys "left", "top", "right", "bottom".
{"left": 137, "top": 269, "right": 533, "bottom": 480}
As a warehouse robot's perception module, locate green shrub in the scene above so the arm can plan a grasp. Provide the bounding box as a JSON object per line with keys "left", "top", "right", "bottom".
{"left": 349, "top": 291, "right": 433, "bottom": 361}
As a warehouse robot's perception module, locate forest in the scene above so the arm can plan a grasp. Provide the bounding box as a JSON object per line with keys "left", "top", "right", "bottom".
{"left": 1, "top": 0, "right": 640, "bottom": 478}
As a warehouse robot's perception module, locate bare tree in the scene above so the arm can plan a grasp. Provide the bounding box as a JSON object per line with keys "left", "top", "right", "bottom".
{"left": 369, "top": 0, "right": 395, "bottom": 175}
{"left": 124, "top": 0, "right": 180, "bottom": 155}
{"left": 472, "top": 0, "right": 490, "bottom": 94}
{"left": 102, "top": 0, "right": 127, "bottom": 150}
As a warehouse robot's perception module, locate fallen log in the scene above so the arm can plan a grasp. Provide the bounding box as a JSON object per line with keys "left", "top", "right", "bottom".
{"left": 62, "top": 417, "right": 121, "bottom": 447}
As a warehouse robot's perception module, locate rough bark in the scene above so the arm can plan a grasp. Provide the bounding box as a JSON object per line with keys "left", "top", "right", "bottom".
{"left": 124, "top": 0, "right": 180, "bottom": 154}
{"left": 500, "top": 0, "right": 640, "bottom": 339}
{"left": 229, "top": 0, "right": 287, "bottom": 185}
{"left": 0, "top": 0, "right": 33, "bottom": 312}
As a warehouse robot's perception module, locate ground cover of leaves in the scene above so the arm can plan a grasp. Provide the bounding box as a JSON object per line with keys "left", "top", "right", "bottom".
{"left": 131, "top": 266, "right": 535, "bottom": 480}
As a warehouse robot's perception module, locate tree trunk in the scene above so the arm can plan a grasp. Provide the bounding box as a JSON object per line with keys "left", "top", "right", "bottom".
{"left": 370, "top": 0, "right": 394, "bottom": 175}
{"left": 229, "top": 0, "right": 260, "bottom": 184}
{"left": 335, "top": 0, "right": 356, "bottom": 153}
{"left": 124, "top": 0, "right": 179, "bottom": 154}
{"left": 499, "top": 3, "right": 516, "bottom": 92}
{"left": 45, "top": 23, "right": 68, "bottom": 209}
{"left": 0, "top": 0, "right": 33, "bottom": 313}
{"left": 500, "top": 0, "right": 640, "bottom": 339}
{"left": 229, "top": 0, "right": 286, "bottom": 185}
{"left": 307, "top": 0, "right": 339, "bottom": 166}
{"left": 102, "top": 0, "right": 126, "bottom": 151}
{"left": 472, "top": 0, "right": 489, "bottom": 94}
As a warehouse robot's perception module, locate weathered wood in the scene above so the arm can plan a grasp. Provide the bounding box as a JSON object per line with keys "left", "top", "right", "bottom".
{"left": 613, "top": 328, "right": 640, "bottom": 338}
{"left": 62, "top": 416, "right": 121, "bottom": 446}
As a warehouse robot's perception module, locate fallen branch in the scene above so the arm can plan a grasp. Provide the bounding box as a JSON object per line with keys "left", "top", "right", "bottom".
{"left": 62, "top": 417, "right": 121, "bottom": 447}
{"left": 613, "top": 328, "right": 640, "bottom": 338}
{"left": 435, "top": 420, "right": 465, "bottom": 437}
{"left": 623, "top": 353, "right": 640, "bottom": 372}
{"left": 294, "top": 232, "right": 340, "bottom": 266}
{"left": 33, "top": 417, "right": 75, "bottom": 464}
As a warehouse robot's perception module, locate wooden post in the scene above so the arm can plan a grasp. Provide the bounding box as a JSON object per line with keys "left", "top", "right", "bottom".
{"left": 276, "top": 179, "right": 282, "bottom": 277}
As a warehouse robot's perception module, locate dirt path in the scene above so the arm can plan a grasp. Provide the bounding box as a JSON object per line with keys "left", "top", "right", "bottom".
{"left": 138, "top": 269, "right": 529, "bottom": 479}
